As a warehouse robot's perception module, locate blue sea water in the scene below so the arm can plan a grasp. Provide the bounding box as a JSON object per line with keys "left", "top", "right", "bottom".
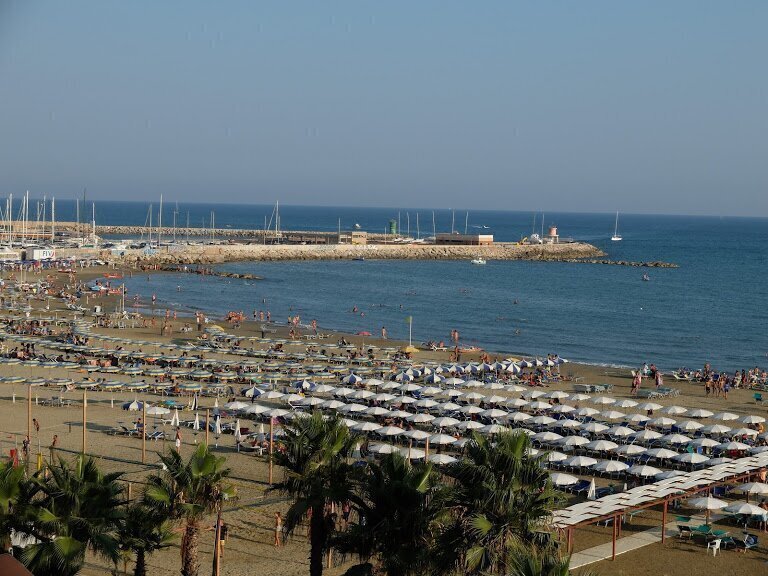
{"left": 59, "top": 200, "right": 766, "bottom": 371}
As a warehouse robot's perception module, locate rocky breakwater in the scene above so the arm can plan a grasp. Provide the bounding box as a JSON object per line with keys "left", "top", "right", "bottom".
{"left": 560, "top": 259, "right": 679, "bottom": 268}
{"left": 110, "top": 242, "right": 605, "bottom": 266}
{"left": 159, "top": 266, "right": 263, "bottom": 280}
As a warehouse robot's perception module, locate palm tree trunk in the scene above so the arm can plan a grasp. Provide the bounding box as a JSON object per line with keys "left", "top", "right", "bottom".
{"left": 133, "top": 548, "right": 146, "bottom": 576}
{"left": 309, "top": 504, "right": 326, "bottom": 576}
{"left": 181, "top": 518, "right": 200, "bottom": 576}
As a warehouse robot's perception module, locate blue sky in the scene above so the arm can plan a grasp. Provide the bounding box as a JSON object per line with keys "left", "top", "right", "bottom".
{"left": 0, "top": 1, "right": 766, "bottom": 216}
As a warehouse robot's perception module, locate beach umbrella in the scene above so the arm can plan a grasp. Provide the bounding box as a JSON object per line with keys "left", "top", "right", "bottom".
{"left": 524, "top": 390, "right": 547, "bottom": 399}
{"left": 528, "top": 401, "right": 552, "bottom": 411}
{"left": 463, "top": 392, "right": 486, "bottom": 403}
{"left": 506, "top": 384, "right": 527, "bottom": 393}
{"left": 569, "top": 393, "right": 591, "bottom": 402}
{"left": 654, "top": 470, "right": 686, "bottom": 481}
{"left": 673, "top": 453, "right": 709, "bottom": 465}
{"left": 439, "top": 389, "right": 464, "bottom": 398}
{"left": 632, "top": 429, "right": 662, "bottom": 442}
{"left": 368, "top": 443, "right": 396, "bottom": 455}
{"left": 266, "top": 408, "right": 289, "bottom": 419}
{"left": 530, "top": 415, "right": 556, "bottom": 426}
{"left": 700, "top": 424, "right": 732, "bottom": 436}
{"left": 352, "top": 422, "right": 382, "bottom": 433}
{"left": 585, "top": 440, "right": 618, "bottom": 452}
{"left": 645, "top": 448, "right": 678, "bottom": 460}
{"left": 479, "top": 424, "right": 507, "bottom": 435}
{"left": 342, "top": 374, "right": 363, "bottom": 385}
{"left": 550, "top": 472, "right": 579, "bottom": 486}
{"left": 660, "top": 405, "right": 687, "bottom": 415}
{"left": 407, "top": 413, "right": 435, "bottom": 424}
{"left": 563, "top": 456, "right": 597, "bottom": 469}
{"left": 189, "top": 370, "right": 213, "bottom": 379}
{"left": 687, "top": 496, "right": 728, "bottom": 522}
{"left": 261, "top": 390, "right": 285, "bottom": 400}
{"left": 242, "top": 386, "right": 262, "bottom": 398}
{"left": 244, "top": 404, "right": 269, "bottom": 415}
{"left": 455, "top": 420, "right": 485, "bottom": 431}
{"left": 556, "top": 419, "right": 583, "bottom": 430}
{"left": 627, "top": 465, "right": 662, "bottom": 477}
{"left": 439, "top": 402, "right": 462, "bottom": 412}
{"left": 320, "top": 399, "right": 347, "bottom": 410}
{"left": 740, "top": 415, "right": 765, "bottom": 424}
{"left": 372, "top": 393, "right": 396, "bottom": 403}
{"left": 485, "top": 394, "right": 507, "bottom": 404}
{"left": 424, "top": 373, "right": 443, "bottom": 384}
{"left": 712, "top": 412, "right": 739, "bottom": 421}
{"left": 387, "top": 410, "right": 411, "bottom": 419}
{"left": 544, "top": 391, "right": 570, "bottom": 400}
{"left": 636, "top": 402, "right": 662, "bottom": 411}
{"left": 734, "top": 482, "right": 768, "bottom": 496}
{"left": 505, "top": 398, "right": 528, "bottom": 408}
{"left": 377, "top": 426, "right": 405, "bottom": 437}
{"left": 312, "top": 384, "right": 336, "bottom": 394}
{"left": 341, "top": 403, "right": 369, "bottom": 414}
{"left": 178, "top": 382, "right": 202, "bottom": 392}
{"left": 399, "top": 383, "right": 422, "bottom": 393}
{"left": 414, "top": 398, "right": 439, "bottom": 409}
{"left": 550, "top": 404, "right": 576, "bottom": 414}
{"left": 581, "top": 422, "right": 609, "bottom": 434}
{"left": 427, "top": 454, "right": 457, "bottom": 465}
{"left": 428, "top": 433, "right": 457, "bottom": 445}
{"left": 676, "top": 420, "right": 704, "bottom": 432}
{"left": 723, "top": 502, "right": 766, "bottom": 516}
{"left": 193, "top": 413, "right": 201, "bottom": 431}
{"left": 234, "top": 419, "right": 242, "bottom": 443}
{"left": 613, "top": 444, "right": 646, "bottom": 456}
{"left": 689, "top": 437, "right": 720, "bottom": 448}
{"left": 419, "top": 387, "right": 442, "bottom": 397}
{"left": 443, "top": 377, "right": 465, "bottom": 387}
{"left": 532, "top": 431, "right": 562, "bottom": 444}
{"left": 122, "top": 400, "right": 143, "bottom": 411}
{"left": 612, "top": 399, "right": 639, "bottom": 410}
{"left": 146, "top": 406, "right": 170, "bottom": 416}
{"left": 463, "top": 379, "right": 485, "bottom": 388}
{"left": 559, "top": 435, "right": 590, "bottom": 448}
{"left": 402, "top": 430, "right": 431, "bottom": 441}
{"left": 594, "top": 460, "right": 628, "bottom": 474}
{"left": 224, "top": 401, "right": 250, "bottom": 411}
{"left": 731, "top": 427, "right": 759, "bottom": 437}
{"left": 648, "top": 417, "right": 677, "bottom": 428}
{"left": 365, "top": 406, "right": 391, "bottom": 417}
{"left": 170, "top": 409, "right": 180, "bottom": 428}
{"left": 687, "top": 408, "right": 714, "bottom": 419}
{"left": 459, "top": 405, "right": 484, "bottom": 415}
{"left": 298, "top": 397, "right": 324, "bottom": 407}
{"left": 574, "top": 407, "right": 600, "bottom": 417}
{"left": 606, "top": 426, "right": 634, "bottom": 438}
{"left": 600, "top": 410, "right": 626, "bottom": 420}
{"left": 481, "top": 408, "right": 508, "bottom": 420}
{"left": 432, "top": 416, "right": 460, "bottom": 428}
{"left": 625, "top": 413, "right": 650, "bottom": 425}
{"left": 591, "top": 396, "right": 616, "bottom": 405}
{"left": 662, "top": 433, "right": 692, "bottom": 445}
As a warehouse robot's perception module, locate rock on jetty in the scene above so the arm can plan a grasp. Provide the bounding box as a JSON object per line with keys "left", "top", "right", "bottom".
{"left": 560, "top": 259, "right": 679, "bottom": 268}
{"left": 87, "top": 242, "right": 606, "bottom": 266}
{"left": 159, "top": 266, "right": 263, "bottom": 280}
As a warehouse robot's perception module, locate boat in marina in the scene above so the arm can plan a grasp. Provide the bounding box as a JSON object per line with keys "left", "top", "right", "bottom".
{"left": 470, "top": 257, "right": 487, "bottom": 265}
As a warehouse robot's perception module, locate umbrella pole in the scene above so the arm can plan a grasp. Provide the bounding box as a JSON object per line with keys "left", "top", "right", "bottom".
{"left": 268, "top": 417, "right": 274, "bottom": 485}
{"left": 141, "top": 401, "right": 146, "bottom": 463}
{"left": 661, "top": 498, "right": 668, "bottom": 543}
{"left": 206, "top": 409, "right": 210, "bottom": 445}
{"left": 612, "top": 514, "right": 617, "bottom": 560}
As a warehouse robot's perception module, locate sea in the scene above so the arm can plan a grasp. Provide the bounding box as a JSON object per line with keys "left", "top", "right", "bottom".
{"left": 45, "top": 200, "right": 768, "bottom": 371}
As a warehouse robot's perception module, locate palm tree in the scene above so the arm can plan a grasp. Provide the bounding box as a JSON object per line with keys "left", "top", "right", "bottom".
{"left": 118, "top": 502, "right": 176, "bottom": 576}
{"left": 145, "top": 444, "right": 234, "bottom": 576}
{"left": 508, "top": 547, "right": 573, "bottom": 576}
{"left": 433, "top": 431, "right": 564, "bottom": 576}
{"left": 272, "top": 412, "right": 358, "bottom": 576}
{"left": 335, "top": 453, "right": 442, "bottom": 576}
{"left": 0, "top": 461, "right": 26, "bottom": 551}
{"left": 19, "top": 455, "right": 124, "bottom": 576}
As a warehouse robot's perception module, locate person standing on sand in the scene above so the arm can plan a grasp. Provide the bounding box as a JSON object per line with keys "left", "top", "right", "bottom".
{"left": 175, "top": 427, "right": 182, "bottom": 450}
{"left": 274, "top": 512, "right": 283, "bottom": 547}
{"left": 381, "top": 326, "right": 387, "bottom": 339}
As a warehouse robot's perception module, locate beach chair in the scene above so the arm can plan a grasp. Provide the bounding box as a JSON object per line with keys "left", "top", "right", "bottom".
{"left": 753, "top": 392, "right": 763, "bottom": 403}
{"left": 690, "top": 525, "right": 713, "bottom": 540}
{"left": 147, "top": 431, "right": 164, "bottom": 441}
{"left": 706, "top": 538, "right": 721, "bottom": 556}
{"left": 732, "top": 534, "right": 758, "bottom": 553}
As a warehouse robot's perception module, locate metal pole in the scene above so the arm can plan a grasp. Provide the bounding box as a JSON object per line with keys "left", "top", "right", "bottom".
{"left": 268, "top": 418, "right": 274, "bottom": 484}
{"left": 206, "top": 409, "right": 210, "bottom": 446}
{"left": 611, "top": 514, "right": 617, "bottom": 560}
{"left": 661, "top": 498, "right": 668, "bottom": 543}
{"left": 212, "top": 505, "right": 222, "bottom": 576}
{"left": 142, "top": 401, "right": 147, "bottom": 463}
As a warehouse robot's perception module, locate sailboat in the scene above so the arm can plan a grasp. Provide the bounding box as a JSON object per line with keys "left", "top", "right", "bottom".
{"left": 611, "top": 212, "right": 622, "bottom": 241}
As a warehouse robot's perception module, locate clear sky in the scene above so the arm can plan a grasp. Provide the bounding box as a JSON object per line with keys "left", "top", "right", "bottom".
{"left": 1, "top": 1, "right": 766, "bottom": 216}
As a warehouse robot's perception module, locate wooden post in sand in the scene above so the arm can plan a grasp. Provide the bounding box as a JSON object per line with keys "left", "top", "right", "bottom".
{"left": 27, "top": 384, "right": 32, "bottom": 466}
{"left": 661, "top": 498, "right": 668, "bottom": 543}
{"left": 141, "top": 401, "right": 147, "bottom": 463}
{"left": 268, "top": 417, "right": 274, "bottom": 485}
{"left": 82, "top": 389, "right": 87, "bottom": 454}
{"left": 206, "top": 409, "right": 210, "bottom": 446}
{"left": 611, "top": 514, "right": 617, "bottom": 560}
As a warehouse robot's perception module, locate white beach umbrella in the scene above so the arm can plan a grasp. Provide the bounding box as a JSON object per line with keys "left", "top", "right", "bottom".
{"left": 523, "top": 390, "right": 547, "bottom": 400}
{"left": 484, "top": 382, "right": 506, "bottom": 391}
{"left": 428, "top": 454, "right": 457, "bottom": 465}
{"left": 439, "top": 402, "right": 462, "bottom": 412}
{"left": 550, "top": 404, "right": 576, "bottom": 414}
{"left": 532, "top": 431, "right": 563, "bottom": 443}
{"left": 170, "top": 409, "right": 180, "bottom": 428}
{"left": 320, "top": 399, "right": 347, "bottom": 410}
{"left": 627, "top": 465, "right": 662, "bottom": 477}
{"left": 234, "top": 419, "right": 242, "bottom": 443}
{"left": 559, "top": 436, "right": 590, "bottom": 447}
{"left": 407, "top": 413, "right": 435, "bottom": 424}
{"left": 563, "top": 456, "right": 597, "bottom": 468}
{"left": 594, "top": 460, "right": 629, "bottom": 473}
{"left": 606, "top": 426, "right": 634, "bottom": 438}
{"left": 660, "top": 405, "right": 688, "bottom": 415}
{"left": 429, "top": 433, "right": 457, "bottom": 445}
{"left": 700, "top": 424, "right": 732, "bottom": 436}
{"left": 687, "top": 496, "right": 728, "bottom": 515}
{"left": 544, "top": 391, "right": 570, "bottom": 400}
{"left": 712, "top": 412, "right": 739, "bottom": 421}
{"left": 689, "top": 437, "right": 719, "bottom": 448}
{"left": 507, "top": 412, "right": 533, "bottom": 423}
{"left": 261, "top": 390, "right": 285, "bottom": 400}
{"left": 632, "top": 429, "right": 662, "bottom": 442}
{"left": 648, "top": 417, "right": 677, "bottom": 428}
{"left": 625, "top": 413, "right": 650, "bottom": 425}
{"left": 479, "top": 424, "right": 507, "bottom": 435}
{"left": 463, "top": 392, "right": 486, "bottom": 402}
{"left": 676, "top": 420, "right": 704, "bottom": 432}
{"left": 655, "top": 470, "right": 687, "bottom": 481}
{"left": 662, "top": 433, "right": 692, "bottom": 445}
{"left": 543, "top": 451, "right": 568, "bottom": 463}
{"left": 481, "top": 408, "right": 509, "bottom": 420}
{"left": 419, "top": 386, "right": 442, "bottom": 396}
{"left": 687, "top": 408, "right": 714, "bottom": 419}
{"left": 372, "top": 393, "right": 396, "bottom": 402}
{"left": 224, "top": 401, "right": 250, "bottom": 411}
{"left": 645, "top": 448, "right": 678, "bottom": 460}
{"left": 555, "top": 419, "right": 583, "bottom": 430}
{"left": 432, "top": 416, "right": 460, "bottom": 428}
{"left": 388, "top": 410, "right": 412, "bottom": 419}
{"left": 723, "top": 502, "right": 766, "bottom": 516}
{"left": 349, "top": 390, "right": 375, "bottom": 400}
{"left": 402, "top": 429, "right": 431, "bottom": 441}
{"left": 341, "top": 403, "right": 369, "bottom": 414}
{"left": 730, "top": 427, "right": 759, "bottom": 437}
{"left": 581, "top": 422, "right": 609, "bottom": 434}
{"left": 569, "top": 393, "right": 591, "bottom": 402}
{"left": 368, "top": 443, "right": 396, "bottom": 455}
{"left": 717, "top": 441, "right": 750, "bottom": 451}
{"left": 614, "top": 399, "right": 639, "bottom": 409}
{"left": 550, "top": 472, "right": 579, "bottom": 486}
{"left": 734, "top": 482, "right": 768, "bottom": 496}
{"left": 459, "top": 405, "right": 484, "bottom": 415}
{"left": 377, "top": 426, "right": 405, "bottom": 436}
{"left": 463, "top": 379, "right": 485, "bottom": 388}
{"left": 600, "top": 410, "right": 626, "bottom": 420}
{"left": 455, "top": 420, "right": 485, "bottom": 431}
{"left": 485, "top": 395, "right": 507, "bottom": 404}
{"left": 530, "top": 415, "right": 556, "bottom": 426}
{"left": 352, "top": 422, "right": 382, "bottom": 432}
{"left": 505, "top": 398, "right": 529, "bottom": 408}
{"left": 741, "top": 415, "right": 766, "bottom": 424}
{"left": 636, "top": 402, "right": 662, "bottom": 411}
{"left": 591, "top": 396, "right": 616, "bottom": 405}
{"left": 400, "top": 446, "right": 426, "bottom": 460}
{"left": 193, "top": 412, "right": 201, "bottom": 431}
{"left": 244, "top": 404, "right": 269, "bottom": 415}
{"left": 299, "top": 397, "right": 324, "bottom": 407}
{"left": 365, "top": 406, "right": 391, "bottom": 417}
{"left": 146, "top": 406, "right": 170, "bottom": 416}
{"left": 575, "top": 407, "right": 600, "bottom": 417}
{"left": 585, "top": 440, "right": 619, "bottom": 452}
{"left": 613, "top": 444, "right": 646, "bottom": 456}
{"left": 673, "top": 453, "right": 709, "bottom": 465}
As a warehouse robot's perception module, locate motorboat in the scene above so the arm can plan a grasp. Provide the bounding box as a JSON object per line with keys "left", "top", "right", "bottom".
{"left": 470, "top": 257, "right": 487, "bottom": 265}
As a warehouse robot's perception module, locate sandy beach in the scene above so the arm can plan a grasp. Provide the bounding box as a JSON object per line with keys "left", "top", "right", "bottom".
{"left": 1, "top": 264, "right": 766, "bottom": 576}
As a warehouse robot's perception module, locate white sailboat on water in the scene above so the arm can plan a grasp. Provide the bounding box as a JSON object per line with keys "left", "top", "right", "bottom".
{"left": 611, "top": 211, "right": 622, "bottom": 241}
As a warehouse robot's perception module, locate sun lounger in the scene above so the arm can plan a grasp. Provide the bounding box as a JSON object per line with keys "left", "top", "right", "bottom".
{"left": 677, "top": 525, "right": 694, "bottom": 539}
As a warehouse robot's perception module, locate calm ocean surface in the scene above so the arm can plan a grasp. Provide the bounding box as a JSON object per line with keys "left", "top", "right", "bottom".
{"left": 53, "top": 201, "right": 766, "bottom": 371}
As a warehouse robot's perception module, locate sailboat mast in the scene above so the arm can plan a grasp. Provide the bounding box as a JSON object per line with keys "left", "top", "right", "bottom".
{"left": 158, "top": 194, "right": 163, "bottom": 246}
{"left": 432, "top": 211, "right": 436, "bottom": 237}
{"left": 416, "top": 213, "right": 420, "bottom": 239}
{"left": 464, "top": 211, "right": 469, "bottom": 235}
{"left": 51, "top": 197, "right": 55, "bottom": 242}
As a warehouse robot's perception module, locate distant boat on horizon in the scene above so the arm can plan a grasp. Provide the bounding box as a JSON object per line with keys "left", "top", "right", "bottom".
{"left": 611, "top": 211, "right": 622, "bottom": 241}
